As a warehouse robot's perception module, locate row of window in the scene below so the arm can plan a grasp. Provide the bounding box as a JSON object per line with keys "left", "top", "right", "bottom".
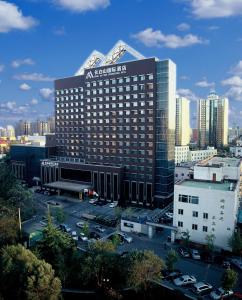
{"left": 57, "top": 133, "right": 153, "bottom": 139}
{"left": 178, "top": 222, "right": 208, "bottom": 232}
{"left": 85, "top": 83, "right": 153, "bottom": 95}
{"left": 178, "top": 209, "right": 208, "bottom": 219}
{"left": 178, "top": 194, "right": 199, "bottom": 204}
{"left": 86, "top": 74, "right": 154, "bottom": 87}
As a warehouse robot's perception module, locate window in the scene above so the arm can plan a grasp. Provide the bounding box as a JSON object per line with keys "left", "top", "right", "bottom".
{"left": 192, "top": 211, "right": 198, "bottom": 218}
{"left": 203, "top": 213, "right": 208, "bottom": 219}
{"left": 192, "top": 224, "right": 198, "bottom": 230}
{"left": 178, "top": 209, "right": 183, "bottom": 215}
{"left": 203, "top": 226, "right": 208, "bottom": 232}
{"left": 190, "top": 196, "right": 199, "bottom": 204}
{"left": 178, "top": 221, "right": 183, "bottom": 227}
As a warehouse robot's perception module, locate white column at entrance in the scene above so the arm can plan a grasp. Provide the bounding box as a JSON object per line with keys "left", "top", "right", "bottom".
{"left": 148, "top": 225, "right": 154, "bottom": 238}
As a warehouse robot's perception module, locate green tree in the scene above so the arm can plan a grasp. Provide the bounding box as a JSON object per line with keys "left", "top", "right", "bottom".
{"left": 54, "top": 207, "right": 65, "bottom": 224}
{"left": 181, "top": 230, "right": 191, "bottom": 248}
{"left": 82, "top": 222, "right": 90, "bottom": 237}
{"left": 0, "top": 215, "right": 19, "bottom": 247}
{"left": 0, "top": 244, "right": 61, "bottom": 300}
{"left": 165, "top": 250, "right": 179, "bottom": 272}
{"left": 205, "top": 233, "right": 216, "bottom": 252}
{"left": 0, "top": 161, "right": 17, "bottom": 199}
{"left": 111, "top": 233, "right": 122, "bottom": 249}
{"left": 81, "top": 240, "right": 123, "bottom": 289}
{"left": 36, "top": 219, "right": 76, "bottom": 284}
{"left": 228, "top": 230, "right": 242, "bottom": 255}
{"left": 128, "top": 250, "right": 165, "bottom": 293}
{"left": 221, "top": 269, "right": 238, "bottom": 291}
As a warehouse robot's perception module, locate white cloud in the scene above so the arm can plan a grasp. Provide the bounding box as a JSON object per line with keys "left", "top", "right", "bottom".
{"left": 132, "top": 28, "right": 207, "bottom": 48}
{"left": 0, "top": 1, "right": 38, "bottom": 33}
{"left": 177, "top": 22, "right": 190, "bottom": 31}
{"left": 208, "top": 25, "right": 220, "bottom": 30}
{"left": 12, "top": 58, "right": 35, "bottom": 68}
{"left": 185, "top": 0, "right": 242, "bottom": 19}
{"left": 225, "top": 86, "right": 242, "bottom": 101}
{"left": 39, "top": 88, "right": 54, "bottom": 100}
{"left": 0, "top": 64, "right": 4, "bottom": 72}
{"left": 0, "top": 101, "right": 16, "bottom": 110}
{"left": 222, "top": 76, "right": 242, "bottom": 87}
{"left": 54, "top": 0, "right": 110, "bottom": 12}
{"left": 177, "top": 88, "right": 199, "bottom": 101}
{"left": 230, "top": 60, "right": 242, "bottom": 76}
{"left": 31, "top": 98, "right": 38, "bottom": 105}
{"left": 53, "top": 26, "right": 66, "bottom": 36}
{"left": 14, "top": 73, "right": 55, "bottom": 82}
{"left": 180, "top": 75, "right": 190, "bottom": 80}
{"left": 195, "top": 78, "right": 215, "bottom": 88}
{"left": 19, "top": 83, "right": 31, "bottom": 91}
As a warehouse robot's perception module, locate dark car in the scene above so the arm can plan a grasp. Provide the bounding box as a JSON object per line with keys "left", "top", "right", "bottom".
{"left": 59, "top": 224, "right": 71, "bottom": 233}
{"left": 162, "top": 269, "right": 182, "bottom": 281}
{"left": 90, "top": 232, "right": 100, "bottom": 240}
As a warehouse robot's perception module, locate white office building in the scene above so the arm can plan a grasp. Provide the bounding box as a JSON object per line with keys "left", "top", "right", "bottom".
{"left": 173, "top": 157, "right": 241, "bottom": 250}
{"left": 175, "top": 146, "right": 217, "bottom": 164}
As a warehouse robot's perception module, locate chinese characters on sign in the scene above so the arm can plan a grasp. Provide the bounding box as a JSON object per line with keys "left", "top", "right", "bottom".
{"left": 86, "top": 65, "right": 127, "bottom": 79}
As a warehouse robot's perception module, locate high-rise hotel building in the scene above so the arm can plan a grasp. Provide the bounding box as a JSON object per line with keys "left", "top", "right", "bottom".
{"left": 41, "top": 41, "right": 176, "bottom": 207}
{"left": 175, "top": 97, "right": 190, "bottom": 146}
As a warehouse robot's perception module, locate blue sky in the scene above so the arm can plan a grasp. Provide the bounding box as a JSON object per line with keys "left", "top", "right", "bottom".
{"left": 0, "top": 0, "right": 242, "bottom": 127}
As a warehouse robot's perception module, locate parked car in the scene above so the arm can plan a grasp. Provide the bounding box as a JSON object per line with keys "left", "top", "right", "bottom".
{"left": 191, "top": 281, "right": 213, "bottom": 295}
{"left": 90, "top": 232, "right": 100, "bottom": 240}
{"left": 89, "top": 199, "right": 97, "bottom": 204}
{"left": 173, "top": 275, "right": 196, "bottom": 286}
{"left": 119, "top": 232, "right": 133, "bottom": 243}
{"left": 210, "top": 287, "right": 233, "bottom": 299}
{"left": 94, "top": 225, "right": 105, "bottom": 233}
{"left": 71, "top": 231, "right": 78, "bottom": 241}
{"left": 109, "top": 202, "right": 118, "bottom": 208}
{"left": 230, "top": 258, "right": 242, "bottom": 271}
{"left": 178, "top": 247, "right": 190, "bottom": 258}
{"left": 79, "top": 232, "right": 88, "bottom": 242}
{"left": 59, "top": 224, "right": 71, "bottom": 233}
{"left": 76, "top": 221, "right": 85, "bottom": 228}
{"left": 162, "top": 269, "right": 182, "bottom": 281}
{"left": 190, "top": 249, "right": 201, "bottom": 260}
{"left": 222, "top": 260, "right": 231, "bottom": 269}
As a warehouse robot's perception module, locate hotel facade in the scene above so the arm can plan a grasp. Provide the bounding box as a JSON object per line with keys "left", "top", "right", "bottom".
{"left": 41, "top": 42, "right": 176, "bottom": 208}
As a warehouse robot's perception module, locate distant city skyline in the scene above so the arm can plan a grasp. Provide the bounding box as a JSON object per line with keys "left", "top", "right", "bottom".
{"left": 0, "top": 0, "right": 242, "bottom": 126}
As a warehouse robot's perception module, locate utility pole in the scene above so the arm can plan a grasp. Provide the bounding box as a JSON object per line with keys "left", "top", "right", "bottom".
{"left": 18, "top": 207, "right": 22, "bottom": 239}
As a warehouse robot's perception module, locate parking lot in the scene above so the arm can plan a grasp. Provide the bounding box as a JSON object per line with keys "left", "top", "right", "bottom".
{"left": 24, "top": 190, "right": 242, "bottom": 298}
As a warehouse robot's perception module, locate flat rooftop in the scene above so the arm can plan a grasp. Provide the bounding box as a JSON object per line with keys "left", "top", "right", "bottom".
{"left": 197, "top": 156, "right": 240, "bottom": 168}
{"left": 44, "top": 181, "right": 91, "bottom": 192}
{"left": 176, "top": 179, "right": 237, "bottom": 191}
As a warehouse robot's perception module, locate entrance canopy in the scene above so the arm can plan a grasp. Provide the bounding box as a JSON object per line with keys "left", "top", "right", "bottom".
{"left": 44, "top": 181, "right": 91, "bottom": 193}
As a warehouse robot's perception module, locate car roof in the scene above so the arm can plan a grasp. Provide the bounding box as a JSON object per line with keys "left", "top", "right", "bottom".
{"left": 194, "top": 282, "right": 210, "bottom": 288}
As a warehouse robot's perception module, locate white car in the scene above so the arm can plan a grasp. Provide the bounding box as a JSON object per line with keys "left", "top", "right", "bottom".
{"left": 119, "top": 233, "right": 133, "bottom": 243}
{"left": 79, "top": 232, "right": 88, "bottom": 242}
{"left": 89, "top": 199, "right": 97, "bottom": 204}
{"left": 76, "top": 221, "right": 85, "bottom": 228}
{"left": 191, "top": 249, "right": 200, "bottom": 260}
{"left": 95, "top": 225, "right": 105, "bottom": 233}
{"left": 210, "top": 287, "right": 233, "bottom": 299}
{"left": 192, "top": 282, "right": 213, "bottom": 295}
{"left": 109, "top": 202, "right": 118, "bottom": 208}
{"left": 173, "top": 275, "right": 196, "bottom": 286}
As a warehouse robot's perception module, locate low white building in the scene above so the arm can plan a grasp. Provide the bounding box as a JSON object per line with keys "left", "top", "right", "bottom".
{"left": 172, "top": 157, "right": 241, "bottom": 251}
{"left": 175, "top": 162, "right": 195, "bottom": 181}
{"left": 175, "top": 146, "right": 217, "bottom": 164}
{"left": 230, "top": 146, "right": 242, "bottom": 157}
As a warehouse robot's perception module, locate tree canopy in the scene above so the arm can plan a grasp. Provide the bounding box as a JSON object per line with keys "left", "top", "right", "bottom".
{"left": 0, "top": 244, "right": 61, "bottom": 300}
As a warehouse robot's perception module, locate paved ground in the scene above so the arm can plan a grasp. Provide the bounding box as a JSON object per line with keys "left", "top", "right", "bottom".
{"left": 25, "top": 191, "right": 242, "bottom": 297}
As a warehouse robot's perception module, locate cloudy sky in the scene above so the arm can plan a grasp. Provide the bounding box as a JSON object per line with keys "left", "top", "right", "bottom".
{"left": 0, "top": 0, "right": 242, "bottom": 127}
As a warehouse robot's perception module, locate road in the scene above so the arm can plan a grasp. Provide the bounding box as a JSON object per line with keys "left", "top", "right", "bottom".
{"left": 29, "top": 192, "right": 242, "bottom": 296}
